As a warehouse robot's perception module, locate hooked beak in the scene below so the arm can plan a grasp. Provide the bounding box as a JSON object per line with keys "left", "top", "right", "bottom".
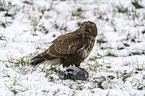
{"left": 94, "top": 37, "right": 96, "bottom": 40}
{"left": 89, "top": 36, "right": 96, "bottom": 42}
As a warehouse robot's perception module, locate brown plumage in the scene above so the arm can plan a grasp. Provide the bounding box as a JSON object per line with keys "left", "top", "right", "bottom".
{"left": 31, "top": 21, "right": 97, "bottom": 67}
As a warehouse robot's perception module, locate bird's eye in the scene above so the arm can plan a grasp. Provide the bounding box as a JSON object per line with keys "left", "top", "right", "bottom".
{"left": 86, "top": 29, "right": 93, "bottom": 36}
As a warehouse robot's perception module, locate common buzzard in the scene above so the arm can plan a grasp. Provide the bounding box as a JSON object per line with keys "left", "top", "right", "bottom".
{"left": 31, "top": 21, "right": 97, "bottom": 67}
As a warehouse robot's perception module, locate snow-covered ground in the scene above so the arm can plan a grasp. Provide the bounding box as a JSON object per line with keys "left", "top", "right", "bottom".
{"left": 0, "top": 0, "right": 145, "bottom": 95}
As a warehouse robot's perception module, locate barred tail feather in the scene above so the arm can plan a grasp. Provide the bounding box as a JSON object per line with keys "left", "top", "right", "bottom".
{"left": 30, "top": 52, "right": 56, "bottom": 65}
{"left": 31, "top": 57, "right": 45, "bottom": 65}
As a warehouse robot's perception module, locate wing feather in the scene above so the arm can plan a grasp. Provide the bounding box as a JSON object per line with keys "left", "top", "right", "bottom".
{"left": 48, "top": 33, "right": 83, "bottom": 57}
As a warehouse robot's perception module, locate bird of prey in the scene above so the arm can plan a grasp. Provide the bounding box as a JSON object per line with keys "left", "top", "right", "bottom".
{"left": 31, "top": 21, "right": 97, "bottom": 67}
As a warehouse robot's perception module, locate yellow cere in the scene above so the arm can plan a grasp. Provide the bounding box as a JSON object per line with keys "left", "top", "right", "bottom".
{"left": 94, "top": 37, "right": 96, "bottom": 40}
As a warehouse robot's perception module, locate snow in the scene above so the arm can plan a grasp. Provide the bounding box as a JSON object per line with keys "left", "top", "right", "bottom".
{"left": 0, "top": 0, "right": 145, "bottom": 96}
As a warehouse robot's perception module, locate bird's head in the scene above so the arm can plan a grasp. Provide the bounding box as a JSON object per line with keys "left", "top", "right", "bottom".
{"left": 79, "top": 21, "right": 97, "bottom": 41}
